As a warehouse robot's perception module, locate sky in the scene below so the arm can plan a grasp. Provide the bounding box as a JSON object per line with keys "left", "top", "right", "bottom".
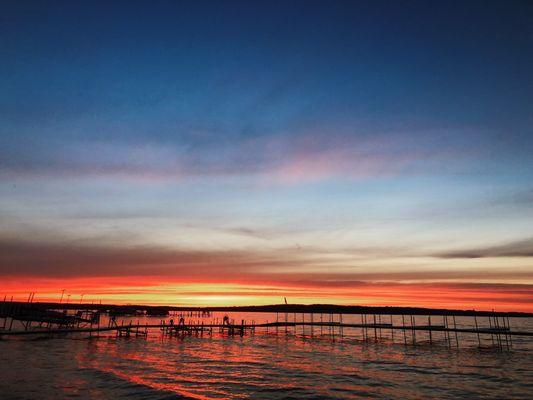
{"left": 1, "top": 0, "right": 533, "bottom": 311}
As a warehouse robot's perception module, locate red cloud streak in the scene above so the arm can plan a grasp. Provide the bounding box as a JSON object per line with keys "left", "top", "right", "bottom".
{"left": 2, "top": 276, "right": 532, "bottom": 312}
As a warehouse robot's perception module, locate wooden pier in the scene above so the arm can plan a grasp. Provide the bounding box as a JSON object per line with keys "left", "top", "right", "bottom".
{"left": 1, "top": 298, "right": 532, "bottom": 351}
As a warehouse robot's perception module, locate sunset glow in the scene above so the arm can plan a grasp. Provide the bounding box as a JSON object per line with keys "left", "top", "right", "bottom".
{"left": 1, "top": 1, "right": 533, "bottom": 312}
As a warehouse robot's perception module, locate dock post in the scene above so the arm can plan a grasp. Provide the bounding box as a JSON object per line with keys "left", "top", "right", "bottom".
{"left": 453, "top": 315, "right": 459, "bottom": 348}
{"left": 474, "top": 314, "right": 481, "bottom": 347}
{"left": 373, "top": 315, "right": 377, "bottom": 342}
{"left": 502, "top": 317, "right": 510, "bottom": 350}
{"left": 0, "top": 295, "right": 5, "bottom": 326}
{"left": 493, "top": 315, "right": 499, "bottom": 349}
{"left": 331, "top": 313, "right": 335, "bottom": 341}
{"left": 488, "top": 315, "right": 495, "bottom": 348}
{"left": 428, "top": 316, "right": 432, "bottom": 344}
{"left": 0, "top": 296, "right": 5, "bottom": 330}
{"left": 410, "top": 315, "right": 416, "bottom": 345}
{"left": 311, "top": 313, "right": 314, "bottom": 338}
{"left": 442, "top": 316, "right": 447, "bottom": 347}
{"left": 402, "top": 315, "right": 407, "bottom": 345}
{"left": 500, "top": 316, "right": 506, "bottom": 351}
{"left": 445, "top": 316, "right": 451, "bottom": 348}
{"left": 507, "top": 317, "right": 513, "bottom": 349}
{"left": 494, "top": 314, "right": 503, "bottom": 350}
{"left": 390, "top": 315, "right": 394, "bottom": 342}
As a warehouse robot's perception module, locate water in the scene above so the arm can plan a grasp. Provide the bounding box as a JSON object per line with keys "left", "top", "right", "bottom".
{"left": 1, "top": 312, "right": 532, "bottom": 399}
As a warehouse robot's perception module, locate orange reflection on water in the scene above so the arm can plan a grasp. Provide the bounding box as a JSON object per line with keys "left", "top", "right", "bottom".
{"left": 73, "top": 327, "right": 468, "bottom": 400}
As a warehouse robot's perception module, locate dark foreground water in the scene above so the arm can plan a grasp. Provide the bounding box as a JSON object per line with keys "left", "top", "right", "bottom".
{"left": 1, "top": 313, "right": 532, "bottom": 399}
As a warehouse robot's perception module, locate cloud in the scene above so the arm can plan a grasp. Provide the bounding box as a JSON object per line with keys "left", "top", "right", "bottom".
{"left": 0, "top": 238, "right": 283, "bottom": 278}
{"left": 2, "top": 238, "right": 532, "bottom": 310}
{"left": 503, "top": 189, "right": 533, "bottom": 208}
{"left": 2, "top": 238, "right": 533, "bottom": 285}
{"left": 0, "top": 126, "right": 474, "bottom": 183}
{"left": 2, "top": 275, "right": 532, "bottom": 311}
{"left": 435, "top": 237, "right": 533, "bottom": 258}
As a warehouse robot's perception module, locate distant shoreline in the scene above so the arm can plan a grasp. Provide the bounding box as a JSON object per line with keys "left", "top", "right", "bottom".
{"left": 11, "top": 301, "right": 533, "bottom": 318}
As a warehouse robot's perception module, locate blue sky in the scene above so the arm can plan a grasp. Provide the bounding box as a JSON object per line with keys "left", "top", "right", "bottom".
{"left": 1, "top": 1, "right": 532, "bottom": 308}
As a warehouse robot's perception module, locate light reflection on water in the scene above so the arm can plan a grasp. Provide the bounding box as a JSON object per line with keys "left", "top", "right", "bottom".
{"left": 1, "top": 312, "right": 532, "bottom": 399}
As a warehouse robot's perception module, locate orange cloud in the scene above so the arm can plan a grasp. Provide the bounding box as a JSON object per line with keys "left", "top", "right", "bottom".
{"left": 2, "top": 276, "right": 531, "bottom": 312}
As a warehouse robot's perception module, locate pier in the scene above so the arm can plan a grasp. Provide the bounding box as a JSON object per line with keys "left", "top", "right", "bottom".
{"left": 1, "top": 298, "right": 532, "bottom": 351}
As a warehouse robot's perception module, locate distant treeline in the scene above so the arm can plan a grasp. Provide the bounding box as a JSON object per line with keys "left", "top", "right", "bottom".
{"left": 11, "top": 301, "right": 533, "bottom": 318}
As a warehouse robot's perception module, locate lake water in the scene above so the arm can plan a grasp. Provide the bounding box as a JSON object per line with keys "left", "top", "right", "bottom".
{"left": 1, "top": 312, "right": 532, "bottom": 399}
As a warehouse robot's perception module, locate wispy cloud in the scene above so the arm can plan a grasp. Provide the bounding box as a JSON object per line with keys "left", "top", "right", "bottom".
{"left": 0, "top": 127, "right": 479, "bottom": 184}
{"left": 0, "top": 238, "right": 325, "bottom": 278}
{"left": 2, "top": 275, "right": 532, "bottom": 311}
{"left": 436, "top": 237, "right": 533, "bottom": 258}
{"left": 2, "top": 238, "right": 533, "bottom": 283}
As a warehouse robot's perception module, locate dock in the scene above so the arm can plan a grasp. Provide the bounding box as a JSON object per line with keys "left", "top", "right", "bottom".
{"left": 1, "top": 298, "right": 532, "bottom": 351}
